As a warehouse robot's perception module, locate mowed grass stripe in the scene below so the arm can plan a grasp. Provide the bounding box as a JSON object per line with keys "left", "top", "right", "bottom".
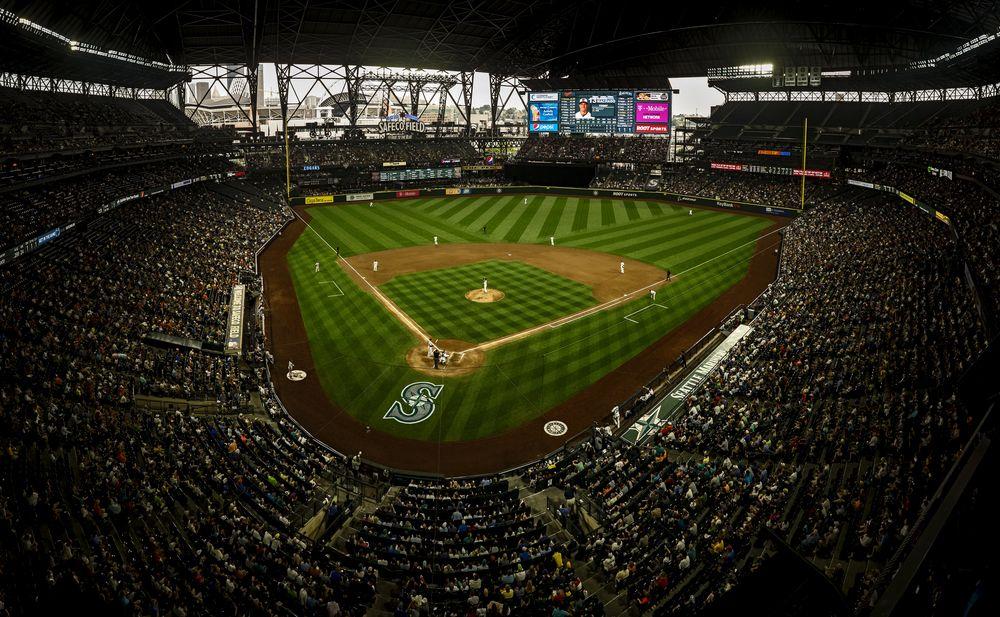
{"left": 502, "top": 195, "right": 546, "bottom": 242}
{"left": 454, "top": 195, "right": 505, "bottom": 228}
{"left": 378, "top": 202, "right": 484, "bottom": 244}
{"left": 638, "top": 219, "right": 768, "bottom": 265}
{"left": 571, "top": 196, "right": 591, "bottom": 231}
{"left": 538, "top": 196, "right": 567, "bottom": 237}
{"left": 624, "top": 200, "right": 641, "bottom": 222}
{"left": 589, "top": 214, "right": 760, "bottom": 261}
{"left": 600, "top": 199, "right": 615, "bottom": 226}
{"left": 307, "top": 207, "right": 384, "bottom": 255}
{"left": 482, "top": 197, "right": 525, "bottom": 239}
{"left": 554, "top": 198, "right": 583, "bottom": 237}
{"left": 520, "top": 196, "right": 560, "bottom": 240}
{"left": 332, "top": 206, "right": 423, "bottom": 251}
{"left": 465, "top": 196, "right": 516, "bottom": 234}
{"left": 561, "top": 207, "right": 730, "bottom": 244}
{"left": 433, "top": 195, "right": 490, "bottom": 221}
{"left": 565, "top": 211, "right": 735, "bottom": 255}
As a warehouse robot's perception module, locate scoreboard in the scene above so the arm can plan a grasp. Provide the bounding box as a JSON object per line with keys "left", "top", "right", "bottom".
{"left": 374, "top": 166, "right": 461, "bottom": 182}
{"left": 527, "top": 89, "right": 671, "bottom": 135}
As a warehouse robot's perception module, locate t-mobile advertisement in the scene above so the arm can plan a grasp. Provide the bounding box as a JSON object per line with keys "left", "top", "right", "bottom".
{"left": 635, "top": 102, "right": 670, "bottom": 123}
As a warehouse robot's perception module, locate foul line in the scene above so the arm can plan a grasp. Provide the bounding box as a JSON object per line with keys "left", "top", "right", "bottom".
{"left": 673, "top": 224, "right": 786, "bottom": 277}
{"left": 624, "top": 303, "right": 668, "bottom": 323}
{"left": 292, "top": 210, "right": 432, "bottom": 342}
{"left": 293, "top": 207, "right": 786, "bottom": 357}
{"left": 318, "top": 279, "right": 345, "bottom": 297}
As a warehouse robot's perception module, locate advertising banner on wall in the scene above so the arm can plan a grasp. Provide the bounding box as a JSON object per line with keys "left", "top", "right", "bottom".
{"left": 304, "top": 195, "right": 335, "bottom": 204}
{"left": 345, "top": 192, "right": 375, "bottom": 202}
{"left": 225, "top": 284, "right": 246, "bottom": 356}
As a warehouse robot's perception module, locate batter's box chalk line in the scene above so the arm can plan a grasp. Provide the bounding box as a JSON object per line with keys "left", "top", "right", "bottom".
{"left": 318, "top": 280, "right": 345, "bottom": 297}
{"left": 624, "top": 303, "right": 669, "bottom": 323}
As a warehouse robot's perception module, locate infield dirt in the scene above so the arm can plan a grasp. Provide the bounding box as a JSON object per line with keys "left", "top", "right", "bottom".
{"left": 341, "top": 243, "right": 668, "bottom": 303}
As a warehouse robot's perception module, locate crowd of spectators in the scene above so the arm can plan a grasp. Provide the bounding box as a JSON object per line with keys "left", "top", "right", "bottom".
{"left": 515, "top": 136, "right": 672, "bottom": 164}
{"left": 347, "top": 477, "right": 604, "bottom": 615}
{"left": 854, "top": 162, "right": 1000, "bottom": 322}
{"left": 2, "top": 87, "right": 997, "bottom": 616}
{"left": 523, "top": 188, "right": 987, "bottom": 613}
{"left": 901, "top": 98, "right": 1000, "bottom": 161}
{"left": 0, "top": 155, "right": 235, "bottom": 251}
{"left": 244, "top": 138, "right": 482, "bottom": 172}
{"left": 0, "top": 87, "right": 221, "bottom": 155}
{"left": 1, "top": 184, "right": 286, "bottom": 403}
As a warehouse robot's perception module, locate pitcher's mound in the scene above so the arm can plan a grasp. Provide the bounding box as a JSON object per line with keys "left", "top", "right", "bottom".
{"left": 406, "top": 339, "right": 485, "bottom": 377}
{"left": 465, "top": 289, "right": 505, "bottom": 303}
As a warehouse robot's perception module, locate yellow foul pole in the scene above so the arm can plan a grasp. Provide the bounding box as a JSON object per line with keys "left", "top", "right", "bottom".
{"left": 284, "top": 118, "right": 291, "bottom": 200}
{"left": 800, "top": 117, "right": 808, "bottom": 209}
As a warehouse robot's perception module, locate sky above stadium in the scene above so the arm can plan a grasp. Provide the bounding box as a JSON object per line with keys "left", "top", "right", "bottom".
{"left": 254, "top": 66, "right": 722, "bottom": 117}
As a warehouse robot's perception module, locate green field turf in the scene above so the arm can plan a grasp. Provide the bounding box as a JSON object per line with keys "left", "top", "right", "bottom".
{"left": 380, "top": 260, "right": 597, "bottom": 343}
{"left": 286, "top": 195, "right": 774, "bottom": 442}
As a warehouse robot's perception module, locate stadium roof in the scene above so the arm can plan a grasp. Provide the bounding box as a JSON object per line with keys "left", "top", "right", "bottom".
{"left": 2, "top": 1, "right": 1000, "bottom": 84}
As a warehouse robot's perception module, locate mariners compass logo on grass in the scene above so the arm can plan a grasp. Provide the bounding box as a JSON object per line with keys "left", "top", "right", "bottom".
{"left": 384, "top": 382, "right": 444, "bottom": 424}
{"left": 544, "top": 421, "right": 568, "bottom": 436}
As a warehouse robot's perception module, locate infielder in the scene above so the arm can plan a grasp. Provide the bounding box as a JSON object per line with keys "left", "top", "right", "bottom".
{"left": 434, "top": 236, "right": 439, "bottom": 245}
{"left": 550, "top": 236, "right": 555, "bottom": 246}
{"left": 314, "top": 262, "right": 320, "bottom": 273}
{"left": 373, "top": 260, "right": 379, "bottom": 272}
{"left": 619, "top": 261, "right": 625, "bottom": 275}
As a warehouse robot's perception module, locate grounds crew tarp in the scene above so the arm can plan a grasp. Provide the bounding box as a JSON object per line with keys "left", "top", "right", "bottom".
{"left": 622, "top": 324, "right": 754, "bottom": 445}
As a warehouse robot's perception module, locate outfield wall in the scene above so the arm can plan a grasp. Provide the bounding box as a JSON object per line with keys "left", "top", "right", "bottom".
{"left": 290, "top": 185, "right": 800, "bottom": 218}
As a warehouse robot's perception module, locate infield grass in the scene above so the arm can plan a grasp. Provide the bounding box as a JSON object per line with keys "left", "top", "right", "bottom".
{"left": 286, "top": 195, "right": 774, "bottom": 442}
{"left": 380, "top": 260, "right": 597, "bottom": 343}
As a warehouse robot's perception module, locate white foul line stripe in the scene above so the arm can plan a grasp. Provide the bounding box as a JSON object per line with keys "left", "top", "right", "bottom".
{"left": 624, "top": 303, "right": 668, "bottom": 323}
{"left": 292, "top": 210, "right": 432, "bottom": 342}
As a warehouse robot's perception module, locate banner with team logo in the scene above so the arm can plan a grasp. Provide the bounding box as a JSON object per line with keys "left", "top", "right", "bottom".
{"left": 622, "top": 325, "right": 753, "bottom": 445}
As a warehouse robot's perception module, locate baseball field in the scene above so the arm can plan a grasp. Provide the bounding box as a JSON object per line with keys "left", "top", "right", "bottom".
{"left": 263, "top": 194, "right": 779, "bottom": 464}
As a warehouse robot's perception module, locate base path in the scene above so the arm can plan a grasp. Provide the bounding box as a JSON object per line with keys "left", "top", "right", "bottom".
{"left": 260, "top": 207, "right": 785, "bottom": 476}
{"left": 341, "top": 243, "right": 667, "bottom": 303}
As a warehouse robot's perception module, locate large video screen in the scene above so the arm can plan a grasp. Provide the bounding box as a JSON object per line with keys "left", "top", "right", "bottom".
{"left": 527, "top": 89, "right": 671, "bottom": 135}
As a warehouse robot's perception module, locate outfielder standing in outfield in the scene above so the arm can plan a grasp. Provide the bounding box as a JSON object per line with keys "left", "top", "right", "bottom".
{"left": 314, "top": 262, "right": 320, "bottom": 273}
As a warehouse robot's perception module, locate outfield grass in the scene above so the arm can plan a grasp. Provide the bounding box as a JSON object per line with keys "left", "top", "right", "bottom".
{"left": 380, "top": 260, "right": 597, "bottom": 343}
{"left": 287, "top": 195, "right": 773, "bottom": 442}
